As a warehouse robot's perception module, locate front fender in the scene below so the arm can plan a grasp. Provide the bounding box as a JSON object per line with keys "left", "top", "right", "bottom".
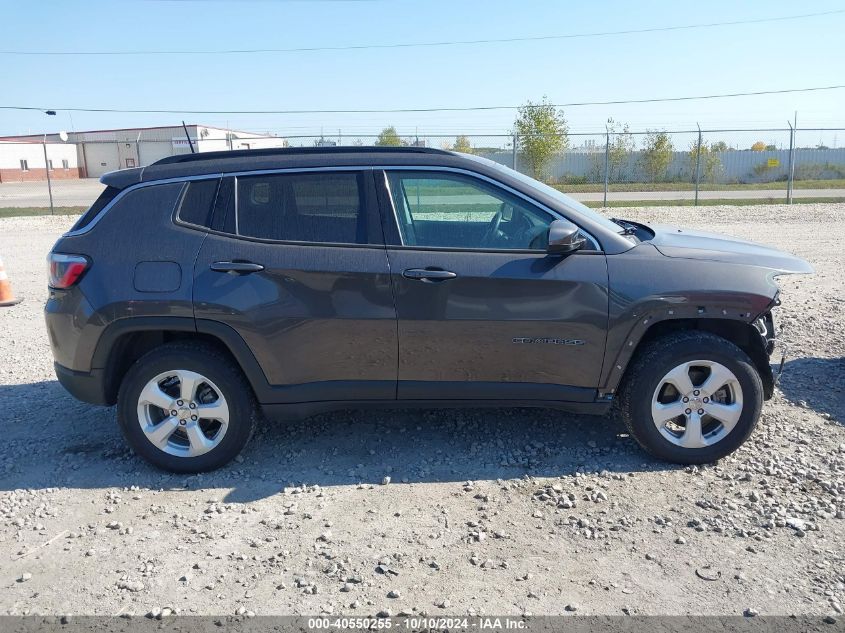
{"left": 600, "top": 244, "right": 781, "bottom": 395}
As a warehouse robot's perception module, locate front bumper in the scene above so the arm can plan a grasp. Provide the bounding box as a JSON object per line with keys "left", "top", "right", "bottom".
{"left": 54, "top": 363, "right": 109, "bottom": 406}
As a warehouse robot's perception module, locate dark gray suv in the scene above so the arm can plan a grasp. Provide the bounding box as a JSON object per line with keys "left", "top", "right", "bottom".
{"left": 45, "top": 147, "right": 812, "bottom": 472}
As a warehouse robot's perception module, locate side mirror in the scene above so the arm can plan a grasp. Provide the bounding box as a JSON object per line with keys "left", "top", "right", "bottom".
{"left": 547, "top": 219, "right": 585, "bottom": 255}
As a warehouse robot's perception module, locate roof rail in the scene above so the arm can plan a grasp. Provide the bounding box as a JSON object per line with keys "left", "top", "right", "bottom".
{"left": 153, "top": 145, "right": 453, "bottom": 166}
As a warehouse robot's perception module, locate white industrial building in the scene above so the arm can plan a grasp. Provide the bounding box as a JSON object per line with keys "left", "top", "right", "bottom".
{"left": 0, "top": 140, "right": 80, "bottom": 182}
{"left": 0, "top": 124, "right": 287, "bottom": 180}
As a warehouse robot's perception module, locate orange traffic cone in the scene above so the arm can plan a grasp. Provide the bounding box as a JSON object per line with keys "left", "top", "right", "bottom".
{"left": 0, "top": 255, "right": 22, "bottom": 307}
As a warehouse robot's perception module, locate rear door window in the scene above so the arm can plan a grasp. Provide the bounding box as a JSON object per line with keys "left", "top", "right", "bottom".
{"left": 235, "top": 172, "right": 368, "bottom": 244}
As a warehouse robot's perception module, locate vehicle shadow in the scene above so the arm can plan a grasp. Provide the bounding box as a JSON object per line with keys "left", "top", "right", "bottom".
{"left": 778, "top": 356, "right": 845, "bottom": 425}
{"left": 0, "top": 380, "right": 678, "bottom": 502}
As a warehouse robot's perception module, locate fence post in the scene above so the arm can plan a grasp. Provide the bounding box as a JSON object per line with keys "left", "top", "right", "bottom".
{"left": 512, "top": 134, "right": 518, "bottom": 171}
{"left": 786, "top": 122, "right": 795, "bottom": 205}
{"left": 694, "top": 124, "right": 702, "bottom": 207}
{"left": 603, "top": 126, "right": 610, "bottom": 208}
{"left": 42, "top": 138, "right": 55, "bottom": 216}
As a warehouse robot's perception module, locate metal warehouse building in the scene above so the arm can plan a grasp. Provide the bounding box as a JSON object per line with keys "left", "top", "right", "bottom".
{"left": 0, "top": 124, "right": 287, "bottom": 181}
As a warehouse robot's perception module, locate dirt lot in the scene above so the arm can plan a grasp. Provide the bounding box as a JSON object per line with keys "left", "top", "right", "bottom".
{"left": 0, "top": 204, "right": 843, "bottom": 618}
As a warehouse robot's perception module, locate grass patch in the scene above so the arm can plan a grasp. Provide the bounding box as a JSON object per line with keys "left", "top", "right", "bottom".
{"left": 580, "top": 197, "right": 845, "bottom": 208}
{"left": 554, "top": 179, "right": 845, "bottom": 193}
{"left": 0, "top": 206, "right": 86, "bottom": 219}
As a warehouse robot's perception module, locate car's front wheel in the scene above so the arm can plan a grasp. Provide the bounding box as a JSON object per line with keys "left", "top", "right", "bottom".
{"left": 117, "top": 342, "right": 256, "bottom": 473}
{"left": 619, "top": 331, "right": 764, "bottom": 464}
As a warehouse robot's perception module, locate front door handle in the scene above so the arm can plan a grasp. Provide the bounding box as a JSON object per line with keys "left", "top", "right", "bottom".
{"left": 210, "top": 261, "right": 265, "bottom": 274}
{"left": 402, "top": 268, "right": 457, "bottom": 281}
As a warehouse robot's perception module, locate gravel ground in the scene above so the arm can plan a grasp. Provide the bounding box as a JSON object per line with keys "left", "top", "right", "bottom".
{"left": 0, "top": 204, "right": 843, "bottom": 618}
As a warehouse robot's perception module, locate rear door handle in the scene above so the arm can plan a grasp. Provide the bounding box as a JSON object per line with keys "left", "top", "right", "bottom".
{"left": 210, "top": 261, "right": 265, "bottom": 274}
{"left": 402, "top": 268, "right": 457, "bottom": 281}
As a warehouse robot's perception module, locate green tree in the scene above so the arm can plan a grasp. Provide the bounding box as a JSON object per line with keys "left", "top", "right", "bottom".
{"left": 639, "top": 130, "right": 674, "bottom": 182}
{"left": 375, "top": 126, "right": 401, "bottom": 147}
{"left": 710, "top": 140, "right": 729, "bottom": 153}
{"left": 688, "top": 137, "right": 724, "bottom": 184}
{"left": 513, "top": 97, "right": 569, "bottom": 180}
{"left": 606, "top": 118, "right": 635, "bottom": 181}
{"left": 452, "top": 135, "right": 473, "bottom": 154}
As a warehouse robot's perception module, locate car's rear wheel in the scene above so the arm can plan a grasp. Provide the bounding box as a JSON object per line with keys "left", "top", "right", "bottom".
{"left": 117, "top": 342, "right": 256, "bottom": 473}
{"left": 619, "top": 331, "right": 764, "bottom": 464}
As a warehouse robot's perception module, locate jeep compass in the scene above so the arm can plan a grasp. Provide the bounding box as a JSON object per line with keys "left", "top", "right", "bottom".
{"left": 45, "top": 147, "right": 812, "bottom": 472}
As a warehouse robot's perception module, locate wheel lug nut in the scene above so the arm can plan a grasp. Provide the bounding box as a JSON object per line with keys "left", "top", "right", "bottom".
{"left": 177, "top": 400, "right": 184, "bottom": 406}
{"left": 703, "top": 397, "right": 709, "bottom": 403}
{"left": 698, "top": 408, "right": 705, "bottom": 415}
{"left": 179, "top": 420, "right": 186, "bottom": 426}
{"left": 685, "top": 409, "right": 691, "bottom": 415}
{"left": 682, "top": 397, "right": 689, "bottom": 403}
{"left": 191, "top": 415, "right": 198, "bottom": 421}
{"left": 189, "top": 402, "right": 196, "bottom": 409}
{"left": 693, "top": 390, "right": 700, "bottom": 396}
{"left": 170, "top": 409, "right": 178, "bottom": 416}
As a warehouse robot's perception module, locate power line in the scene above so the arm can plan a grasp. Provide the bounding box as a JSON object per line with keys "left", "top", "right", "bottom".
{"left": 2, "top": 85, "right": 843, "bottom": 116}
{"left": 1, "top": 9, "right": 843, "bottom": 56}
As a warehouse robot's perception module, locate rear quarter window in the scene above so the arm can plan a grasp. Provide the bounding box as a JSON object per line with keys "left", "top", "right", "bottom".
{"left": 93, "top": 183, "right": 184, "bottom": 233}
{"left": 68, "top": 183, "right": 187, "bottom": 234}
{"left": 68, "top": 185, "right": 121, "bottom": 232}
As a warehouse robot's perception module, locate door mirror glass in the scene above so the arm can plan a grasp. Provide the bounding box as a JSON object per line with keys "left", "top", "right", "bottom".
{"left": 547, "top": 219, "right": 585, "bottom": 255}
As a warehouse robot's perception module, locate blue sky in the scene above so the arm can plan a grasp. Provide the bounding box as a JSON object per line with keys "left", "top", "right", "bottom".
{"left": 2, "top": 0, "right": 844, "bottom": 145}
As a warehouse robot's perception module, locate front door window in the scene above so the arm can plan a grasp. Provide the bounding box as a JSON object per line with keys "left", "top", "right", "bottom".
{"left": 385, "top": 171, "right": 554, "bottom": 250}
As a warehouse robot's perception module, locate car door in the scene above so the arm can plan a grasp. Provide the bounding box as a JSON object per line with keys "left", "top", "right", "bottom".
{"left": 192, "top": 169, "right": 398, "bottom": 404}
{"left": 377, "top": 168, "right": 609, "bottom": 402}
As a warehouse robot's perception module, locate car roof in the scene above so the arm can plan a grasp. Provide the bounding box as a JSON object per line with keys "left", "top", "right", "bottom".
{"left": 100, "top": 146, "right": 464, "bottom": 189}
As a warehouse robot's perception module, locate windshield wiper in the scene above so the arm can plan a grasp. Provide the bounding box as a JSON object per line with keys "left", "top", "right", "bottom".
{"left": 610, "top": 218, "right": 638, "bottom": 236}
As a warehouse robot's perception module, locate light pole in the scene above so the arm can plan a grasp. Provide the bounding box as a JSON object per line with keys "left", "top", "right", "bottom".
{"left": 43, "top": 110, "right": 57, "bottom": 215}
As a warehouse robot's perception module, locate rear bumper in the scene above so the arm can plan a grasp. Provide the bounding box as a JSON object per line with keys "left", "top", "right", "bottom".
{"left": 54, "top": 362, "right": 109, "bottom": 406}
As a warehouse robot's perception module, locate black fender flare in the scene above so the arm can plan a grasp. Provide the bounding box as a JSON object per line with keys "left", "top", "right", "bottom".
{"left": 598, "top": 298, "right": 772, "bottom": 398}
{"left": 91, "top": 316, "right": 274, "bottom": 403}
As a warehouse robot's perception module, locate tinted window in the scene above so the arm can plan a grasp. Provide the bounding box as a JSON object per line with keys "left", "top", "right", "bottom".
{"left": 68, "top": 185, "right": 121, "bottom": 232}
{"left": 386, "top": 171, "right": 553, "bottom": 250}
{"left": 236, "top": 172, "right": 366, "bottom": 244}
{"left": 176, "top": 179, "right": 219, "bottom": 228}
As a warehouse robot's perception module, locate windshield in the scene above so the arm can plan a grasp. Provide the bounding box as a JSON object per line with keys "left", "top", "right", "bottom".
{"left": 460, "top": 153, "right": 629, "bottom": 235}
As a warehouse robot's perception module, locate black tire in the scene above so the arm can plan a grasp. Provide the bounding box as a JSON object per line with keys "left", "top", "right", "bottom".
{"left": 117, "top": 342, "right": 257, "bottom": 473}
{"left": 619, "top": 331, "right": 763, "bottom": 464}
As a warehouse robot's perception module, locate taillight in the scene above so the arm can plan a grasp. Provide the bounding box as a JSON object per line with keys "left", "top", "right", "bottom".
{"left": 48, "top": 253, "right": 89, "bottom": 289}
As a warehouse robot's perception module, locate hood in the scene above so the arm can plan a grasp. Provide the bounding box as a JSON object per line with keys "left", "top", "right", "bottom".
{"left": 646, "top": 224, "right": 814, "bottom": 275}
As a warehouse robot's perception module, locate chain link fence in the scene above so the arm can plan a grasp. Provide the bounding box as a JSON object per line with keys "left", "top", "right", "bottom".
{"left": 2, "top": 126, "right": 844, "bottom": 216}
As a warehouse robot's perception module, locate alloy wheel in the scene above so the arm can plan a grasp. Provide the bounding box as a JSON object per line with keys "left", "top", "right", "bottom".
{"left": 650, "top": 359, "right": 744, "bottom": 449}
{"left": 136, "top": 369, "right": 229, "bottom": 457}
